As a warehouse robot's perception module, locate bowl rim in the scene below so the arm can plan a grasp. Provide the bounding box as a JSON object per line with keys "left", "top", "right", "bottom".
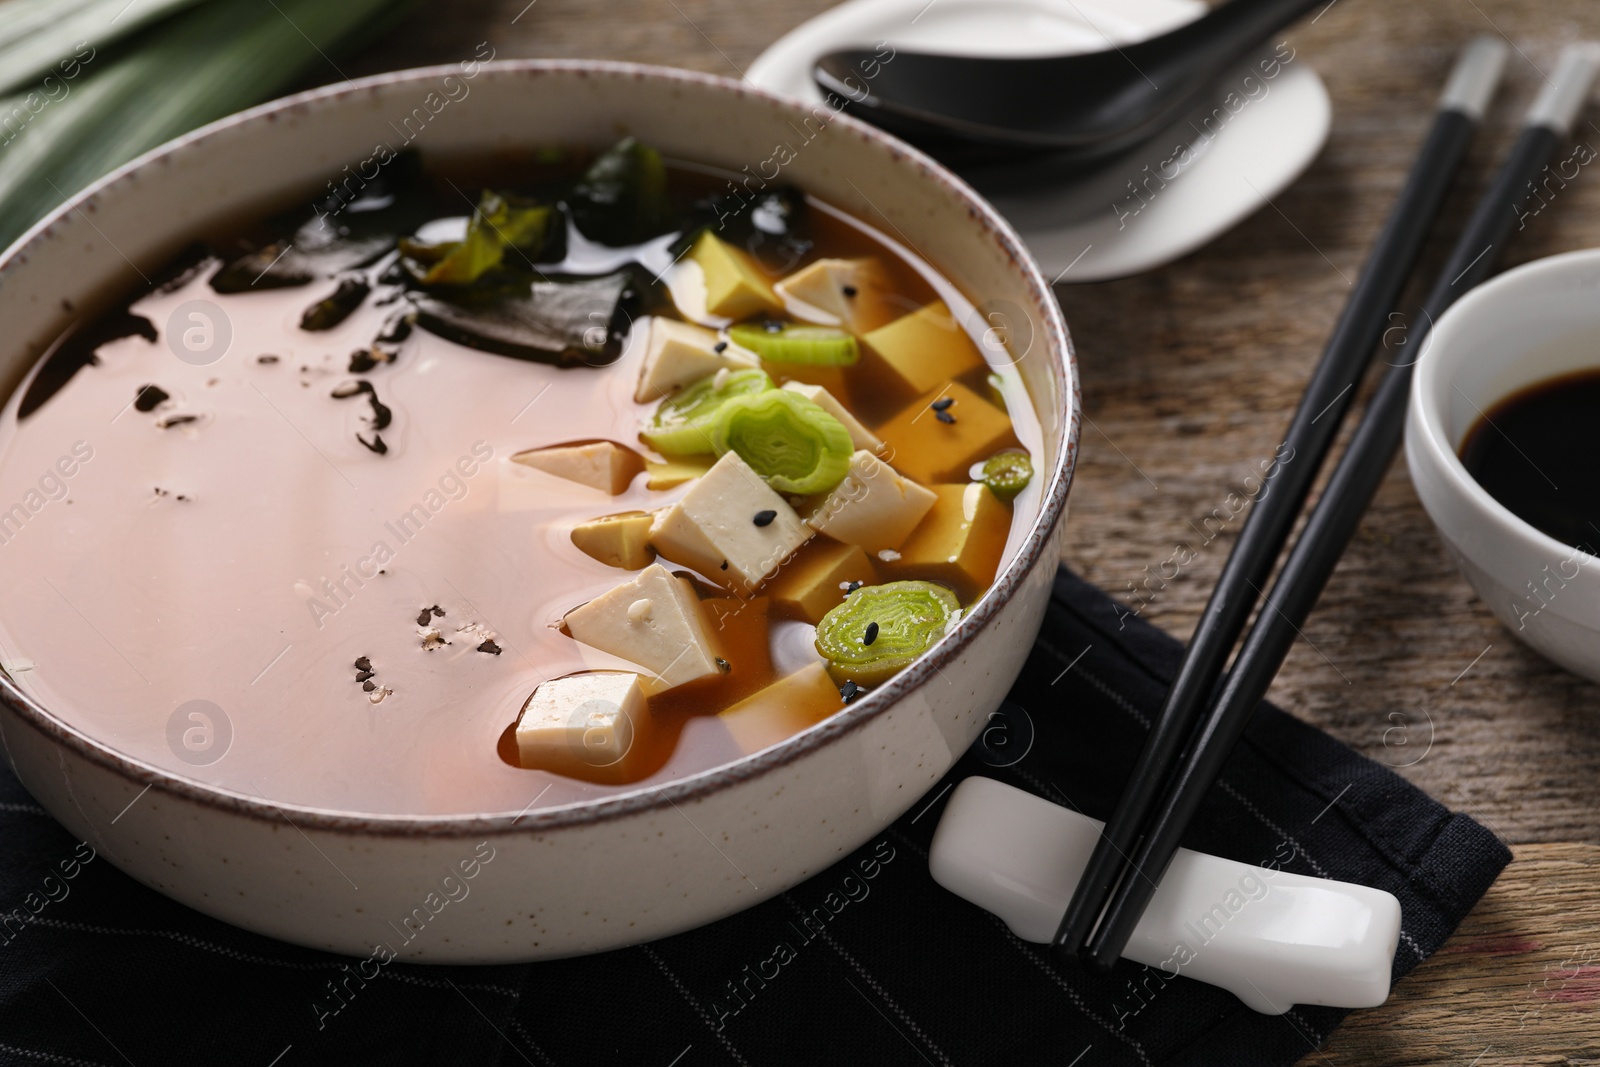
{"left": 0, "top": 59, "right": 1079, "bottom": 836}
{"left": 1409, "top": 247, "right": 1600, "bottom": 577}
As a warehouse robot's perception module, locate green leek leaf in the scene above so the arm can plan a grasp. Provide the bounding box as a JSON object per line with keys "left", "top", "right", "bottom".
{"left": 0, "top": 0, "right": 424, "bottom": 252}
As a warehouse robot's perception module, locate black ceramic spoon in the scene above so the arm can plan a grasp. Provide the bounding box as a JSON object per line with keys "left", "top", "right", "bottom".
{"left": 814, "top": 0, "right": 1326, "bottom": 160}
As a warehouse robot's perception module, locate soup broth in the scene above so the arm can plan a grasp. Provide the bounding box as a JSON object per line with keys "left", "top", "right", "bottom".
{"left": 0, "top": 141, "right": 1041, "bottom": 816}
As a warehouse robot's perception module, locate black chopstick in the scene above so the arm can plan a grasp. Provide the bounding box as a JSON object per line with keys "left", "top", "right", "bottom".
{"left": 1079, "top": 42, "right": 1600, "bottom": 972}
{"left": 1052, "top": 36, "right": 1510, "bottom": 964}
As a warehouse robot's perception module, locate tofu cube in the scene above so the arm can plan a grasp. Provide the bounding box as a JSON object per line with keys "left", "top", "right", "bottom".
{"left": 649, "top": 452, "right": 812, "bottom": 592}
{"left": 757, "top": 359, "right": 852, "bottom": 406}
{"left": 633, "top": 316, "right": 756, "bottom": 402}
{"left": 765, "top": 538, "right": 879, "bottom": 624}
{"left": 686, "top": 231, "right": 781, "bottom": 320}
{"left": 781, "top": 381, "right": 883, "bottom": 453}
{"left": 516, "top": 671, "right": 648, "bottom": 775}
{"left": 806, "top": 450, "right": 937, "bottom": 554}
{"left": 571, "top": 511, "right": 657, "bottom": 570}
{"left": 645, "top": 454, "right": 714, "bottom": 490}
{"left": 862, "top": 300, "right": 985, "bottom": 396}
{"left": 775, "top": 257, "right": 899, "bottom": 335}
{"left": 564, "top": 564, "right": 723, "bottom": 693}
{"left": 652, "top": 596, "right": 774, "bottom": 713}
{"left": 874, "top": 381, "right": 1016, "bottom": 485}
{"left": 719, "top": 662, "right": 843, "bottom": 755}
{"left": 880, "top": 482, "right": 1011, "bottom": 600}
{"left": 512, "top": 440, "right": 644, "bottom": 495}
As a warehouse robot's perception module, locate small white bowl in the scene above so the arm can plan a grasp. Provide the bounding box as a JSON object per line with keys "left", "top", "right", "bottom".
{"left": 1406, "top": 248, "right": 1600, "bottom": 683}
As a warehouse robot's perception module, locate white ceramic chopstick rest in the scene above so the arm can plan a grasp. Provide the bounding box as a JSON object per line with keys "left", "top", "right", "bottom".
{"left": 928, "top": 776, "right": 1401, "bottom": 1014}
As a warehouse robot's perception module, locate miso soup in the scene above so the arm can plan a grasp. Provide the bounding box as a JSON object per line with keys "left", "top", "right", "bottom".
{"left": 0, "top": 139, "right": 1042, "bottom": 815}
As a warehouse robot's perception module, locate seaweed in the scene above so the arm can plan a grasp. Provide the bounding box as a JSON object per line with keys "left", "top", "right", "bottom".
{"left": 410, "top": 271, "right": 634, "bottom": 367}
{"left": 566, "top": 137, "right": 677, "bottom": 247}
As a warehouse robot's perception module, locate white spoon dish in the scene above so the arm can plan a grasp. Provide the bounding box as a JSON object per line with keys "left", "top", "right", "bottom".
{"left": 747, "top": 0, "right": 1332, "bottom": 282}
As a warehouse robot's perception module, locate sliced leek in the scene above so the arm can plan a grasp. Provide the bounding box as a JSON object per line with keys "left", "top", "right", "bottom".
{"left": 640, "top": 368, "right": 772, "bottom": 457}
{"left": 728, "top": 321, "right": 859, "bottom": 366}
{"left": 814, "top": 580, "right": 961, "bottom": 687}
{"left": 979, "top": 450, "right": 1033, "bottom": 501}
{"left": 710, "top": 388, "right": 851, "bottom": 495}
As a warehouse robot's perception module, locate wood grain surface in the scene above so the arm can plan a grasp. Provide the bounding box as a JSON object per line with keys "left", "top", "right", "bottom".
{"left": 339, "top": 2, "right": 1600, "bottom": 1062}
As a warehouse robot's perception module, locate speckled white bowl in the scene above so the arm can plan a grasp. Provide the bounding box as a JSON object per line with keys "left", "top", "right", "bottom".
{"left": 0, "top": 62, "right": 1077, "bottom": 961}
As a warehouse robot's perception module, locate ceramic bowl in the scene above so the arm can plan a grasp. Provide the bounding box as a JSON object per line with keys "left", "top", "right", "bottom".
{"left": 1406, "top": 248, "right": 1600, "bottom": 684}
{"left": 0, "top": 61, "right": 1078, "bottom": 960}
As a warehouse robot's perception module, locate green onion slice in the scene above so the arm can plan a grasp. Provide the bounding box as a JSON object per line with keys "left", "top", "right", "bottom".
{"left": 710, "top": 388, "right": 852, "bottom": 494}
{"left": 728, "top": 322, "right": 859, "bottom": 366}
{"left": 640, "top": 368, "right": 773, "bottom": 457}
{"left": 979, "top": 450, "right": 1033, "bottom": 501}
{"left": 814, "top": 581, "right": 962, "bottom": 687}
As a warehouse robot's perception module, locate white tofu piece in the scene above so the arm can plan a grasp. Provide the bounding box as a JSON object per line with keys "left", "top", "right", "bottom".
{"left": 564, "top": 565, "right": 722, "bottom": 693}
{"left": 774, "top": 257, "right": 898, "bottom": 334}
{"left": 781, "top": 381, "right": 883, "bottom": 453}
{"left": 649, "top": 452, "right": 812, "bottom": 593}
{"left": 512, "top": 440, "right": 643, "bottom": 495}
{"left": 517, "top": 671, "right": 647, "bottom": 773}
{"left": 633, "top": 316, "right": 755, "bottom": 402}
{"left": 806, "top": 450, "right": 937, "bottom": 554}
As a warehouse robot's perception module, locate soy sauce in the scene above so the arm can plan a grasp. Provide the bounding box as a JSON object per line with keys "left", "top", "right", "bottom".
{"left": 1458, "top": 368, "right": 1600, "bottom": 551}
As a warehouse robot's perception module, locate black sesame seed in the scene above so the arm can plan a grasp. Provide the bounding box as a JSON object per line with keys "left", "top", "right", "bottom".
{"left": 354, "top": 656, "right": 372, "bottom": 672}
{"left": 362, "top": 680, "right": 376, "bottom": 693}
{"left": 931, "top": 397, "right": 954, "bottom": 411}
{"left": 863, "top": 622, "right": 879, "bottom": 646}
{"left": 752, "top": 509, "right": 777, "bottom": 527}
{"left": 477, "top": 639, "right": 502, "bottom": 655}
{"left": 840, "top": 680, "right": 862, "bottom": 704}
{"left": 845, "top": 581, "right": 862, "bottom": 595}
{"left": 431, "top": 605, "right": 445, "bottom": 618}
{"left": 720, "top": 560, "right": 729, "bottom": 570}
{"left": 416, "top": 608, "right": 432, "bottom": 626}
{"left": 935, "top": 410, "right": 956, "bottom": 424}
{"left": 714, "top": 341, "right": 728, "bottom": 353}
{"left": 257, "top": 354, "right": 280, "bottom": 364}
{"left": 762, "top": 319, "right": 783, "bottom": 333}
{"left": 355, "top": 670, "right": 374, "bottom": 683}
{"left": 716, "top": 657, "right": 731, "bottom": 673}
{"left": 841, "top": 285, "right": 858, "bottom": 298}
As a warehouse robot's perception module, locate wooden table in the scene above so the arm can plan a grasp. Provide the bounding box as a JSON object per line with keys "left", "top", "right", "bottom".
{"left": 343, "top": 2, "right": 1600, "bottom": 1061}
